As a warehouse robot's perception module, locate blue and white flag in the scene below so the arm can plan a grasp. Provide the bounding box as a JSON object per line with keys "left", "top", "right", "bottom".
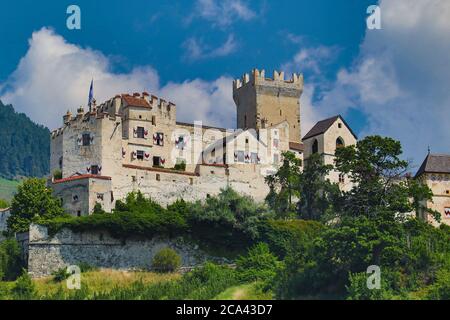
{"left": 88, "top": 79, "right": 94, "bottom": 108}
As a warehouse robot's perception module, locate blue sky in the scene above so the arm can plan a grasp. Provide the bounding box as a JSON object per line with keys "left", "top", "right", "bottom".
{"left": 1, "top": 0, "right": 450, "bottom": 167}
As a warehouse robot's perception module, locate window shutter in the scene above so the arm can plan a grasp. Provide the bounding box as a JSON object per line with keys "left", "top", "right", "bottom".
{"left": 77, "top": 134, "right": 83, "bottom": 146}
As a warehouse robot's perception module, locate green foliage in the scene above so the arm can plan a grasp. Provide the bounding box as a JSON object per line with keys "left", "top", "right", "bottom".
{"left": 52, "top": 267, "right": 71, "bottom": 282}
{"left": 188, "top": 188, "right": 270, "bottom": 249}
{"left": 236, "top": 243, "right": 281, "bottom": 283}
{"left": 297, "top": 153, "right": 339, "bottom": 221}
{"left": 0, "top": 238, "right": 23, "bottom": 281}
{"left": 152, "top": 248, "right": 181, "bottom": 273}
{"left": 427, "top": 269, "right": 450, "bottom": 299}
{"left": 11, "top": 270, "right": 35, "bottom": 300}
{"left": 52, "top": 169, "right": 62, "bottom": 180}
{"left": 346, "top": 271, "right": 395, "bottom": 300}
{"left": 265, "top": 151, "right": 302, "bottom": 218}
{"left": 173, "top": 161, "right": 186, "bottom": 171}
{"left": 257, "top": 219, "right": 323, "bottom": 258}
{"left": 0, "top": 101, "right": 50, "bottom": 179}
{"left": 0, "top": 198, "right": 8, "bottom": 209}
{"left": 93, "top": 202, "right": 106, "bottom": 214}
{"left": 7, "top": 178, "right": 65, "bottom": 233}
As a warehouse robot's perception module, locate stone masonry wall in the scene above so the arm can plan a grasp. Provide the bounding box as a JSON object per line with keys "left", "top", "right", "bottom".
{"left": 27, "top": 224, "right": 228, "bottom": 278}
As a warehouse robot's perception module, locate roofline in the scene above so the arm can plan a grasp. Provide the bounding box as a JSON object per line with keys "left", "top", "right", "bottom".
{"left": 302, "top": 115, "right": 358, "bottom": 141}
{"left": 53, "top": 174, "right": 112, "bottom": 184}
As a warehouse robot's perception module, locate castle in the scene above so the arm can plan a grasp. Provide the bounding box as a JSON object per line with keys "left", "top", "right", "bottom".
{"left": 49, "top": 68, "right": 449, "bottom": 226}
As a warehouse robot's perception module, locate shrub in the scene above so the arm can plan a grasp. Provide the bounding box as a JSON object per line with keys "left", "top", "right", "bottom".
{"left": 93, "top": 202, "right": 105, "bottom": 214}
{"left": 152, "top": 248, "right": 181, "bottom": 273}
{"left": 12, "top": 270, "right": 35, "bottom": 300}
{"left": 173, "top": 161, "right": 186, "bottom": 171}
{"left": 52, "top": 267, "right": 70, "bottom": 282}
{"left": 346, "top": 271, "right": 395, "bottom": 300}
{"left": 236, "top": 243, "right": 281, "bottom": 283}
{"left": 427, "top": 269, "right": 450, "bottom": 300}
{"left": 0, "top": 238, "right": 23, "bottom": 281}
{"left": 52, "top": 169, "right": 62, "bottom": 180}
{"left": 0, "top": 199, "right": 9, "bottom": 209}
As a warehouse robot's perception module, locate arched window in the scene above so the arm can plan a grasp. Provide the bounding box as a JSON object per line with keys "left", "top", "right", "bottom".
{"left": 336, "top": 137, "right": 345, "bottom": 149}
{"left": 312, "top": 139, "right": 318, "bottom": 154}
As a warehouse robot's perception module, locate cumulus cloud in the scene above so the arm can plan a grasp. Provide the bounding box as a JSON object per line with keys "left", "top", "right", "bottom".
{"left": 288, "top": 0, "right": 450, "bottom": 164}
{"left": 0, "top": 27, "right": 236, "bottom": 130}
{"left": 182, "top": 34, "right": 238, "bottom": 61}
{"left": 188, "top": 0, "right": 256, "bottom": 28}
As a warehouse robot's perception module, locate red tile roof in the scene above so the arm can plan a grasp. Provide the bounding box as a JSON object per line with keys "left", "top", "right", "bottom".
{"left": 122, "top": 95, "right": 150, "bottom": 108}
{"left": 53, "top": 174, "right": 112, "bottom": 184}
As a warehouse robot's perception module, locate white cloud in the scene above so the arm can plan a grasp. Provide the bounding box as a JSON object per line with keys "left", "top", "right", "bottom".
{"left": 0, "top": 27, "right": 236, "bottom": 130}
{"left": 182, "top": 34, "right": 238, "bottom": 61}
{"left": 289, "top": 0, "right": 450, "bottom": 164}
{"left": 188, "top": 0, "right": 256, "bottom": 28}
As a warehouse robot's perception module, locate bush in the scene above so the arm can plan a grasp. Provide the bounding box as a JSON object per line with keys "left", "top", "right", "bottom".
{"left": 12, "top": 270, "right": 35, "bottom": 300}
{"left": 52, "top": 267, "right": 70, "bottom": 282}
{"left": 236, "top": 243, "right": 281, "bottom": 283}
{"left": 93, "top": 202, "right": 105, "bottom": 214}
{"left": 0, "top": 238, "right": 23, "bottom": 281}
{"left": 152, "top": 248, "right": 181, "bottom": 273}
{"left": 427, "top": 269, "right": 450, "bottom": 300}
{"left": 52, "top": 169, "right": 62, "bottom": 180}
{"left": 173, "top": 161, "right": 186, "bottom": 171}
{"left": 0, "top": 199, "right": 9, "bottom": 209}
{"left": 346, "top": 271, "right": 395, "bottom": 300}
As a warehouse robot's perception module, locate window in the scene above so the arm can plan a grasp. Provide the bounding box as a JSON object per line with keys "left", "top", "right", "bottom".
{"left": 131, "top": 175, "right": 136, "bottom": 182}
{"left": 251, "top": 152, "right": 258, "bottom": 164}
{"left": 273, "top": 139, "right": 279, "bottom": 148}
{"left": 236, "top": 151, "right": 245, "bottom": 162}
{"left": 77, "top": 211, "right": 81, "bottom": 217}
{"left": 82, "top": 133, "right": 91, "bottom": 146}
{"left": 73, "top": 195, "right": 79, "bottom": 202}
{"left": 59, "top": 156, "right": 63, "bottom": 169}
{"left": 97, "top": 193, "right": 104, "bottom": 201}
{"left": 280, "top": 109, "right": 282, "bottom": 116}
{"left": 189, "top": 178, "right": 193, "bottom": 185}
{"left": 156, "top": 174, "right": 160, "bottom": 181}
{"left": 336, "top": 137, "right": 345, "bottom": 149}
{"left": 445, "top": 207, "right": 450, "bottom": 218}
{"left": 136, "top": 126, "right": 145, "bottom": 138}
{"left": 338, "top": 123, "right": 342, "bottom": 128}
{"left": 339, "top": 173, "right": 345, "bottom": 183}
{"left": 155, "top": 132, "right": 164, "bottom": 146}
{"left": 153, "top": 156, "right": 161, "bottom": 167}
{"left": 151, "top": 115, "right": 156, "bottom": 125}
{"left": 139, "top": 115, "right": 142, "bottom": 119}
{"left": 245, "top": 138, "right": 249, "bottom": 144}
{"left": 211, "top": 148, "right": 215, "bottom": 157}
{"left": 136, "top": 150, "right": 144, "bottom": 160}
{"left": 91, "top": 165, "right": 99, "bottom": 175}
{"left": 312, "top": 139, "right": 318, "bottom": 154}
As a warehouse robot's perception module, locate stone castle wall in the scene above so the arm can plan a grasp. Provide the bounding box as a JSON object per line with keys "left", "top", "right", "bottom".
{"left": 27, "top": 224, "right": 227, "bottom": 278}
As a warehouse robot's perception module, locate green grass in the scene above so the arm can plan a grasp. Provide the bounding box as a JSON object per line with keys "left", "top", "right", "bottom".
{"left": 0, "top": 177, "right": 20, "bottom": 202}
{"left": 214, "top": 282, "right": 273, "bottom": 300}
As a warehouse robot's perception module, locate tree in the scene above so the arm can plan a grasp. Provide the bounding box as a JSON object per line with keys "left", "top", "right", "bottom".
{"left": 334, "top": 135, "right": 436, "bottom": 221}
{"left": 265, "top": 151, "right": 302, "bottom": 218}
{"left": 297, "top": 153, "right": 338, "bottom": 221}
{"left": 92, "top": 202, "right": 105, "bottom": 215}
{"left": 7, "top": 178, "right": 65, "bottom": 233}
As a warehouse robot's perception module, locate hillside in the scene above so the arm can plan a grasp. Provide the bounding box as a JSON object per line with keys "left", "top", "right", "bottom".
{"left": 0, "top": 100, "right": 50, "bottom": 179}
{"left": 0, "top": 177, "right": 20, "bottom": 202}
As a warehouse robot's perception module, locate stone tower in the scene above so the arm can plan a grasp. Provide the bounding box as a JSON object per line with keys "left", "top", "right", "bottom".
{"left": 232, "top": 69, "right": 303, "bottom": 143}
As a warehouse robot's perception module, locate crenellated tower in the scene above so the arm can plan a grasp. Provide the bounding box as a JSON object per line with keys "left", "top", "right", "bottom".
{"left": 233, "top": 69, "right": 303, "bottom": 143}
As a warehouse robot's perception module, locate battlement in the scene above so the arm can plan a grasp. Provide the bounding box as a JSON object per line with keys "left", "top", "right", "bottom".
{"left": 233, "top": 68, "right": 303, "bottom": 90}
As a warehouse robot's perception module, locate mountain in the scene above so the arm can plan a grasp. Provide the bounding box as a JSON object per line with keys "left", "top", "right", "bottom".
{"left": 0, "top": 100, "right": 50, "bottom": 179}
